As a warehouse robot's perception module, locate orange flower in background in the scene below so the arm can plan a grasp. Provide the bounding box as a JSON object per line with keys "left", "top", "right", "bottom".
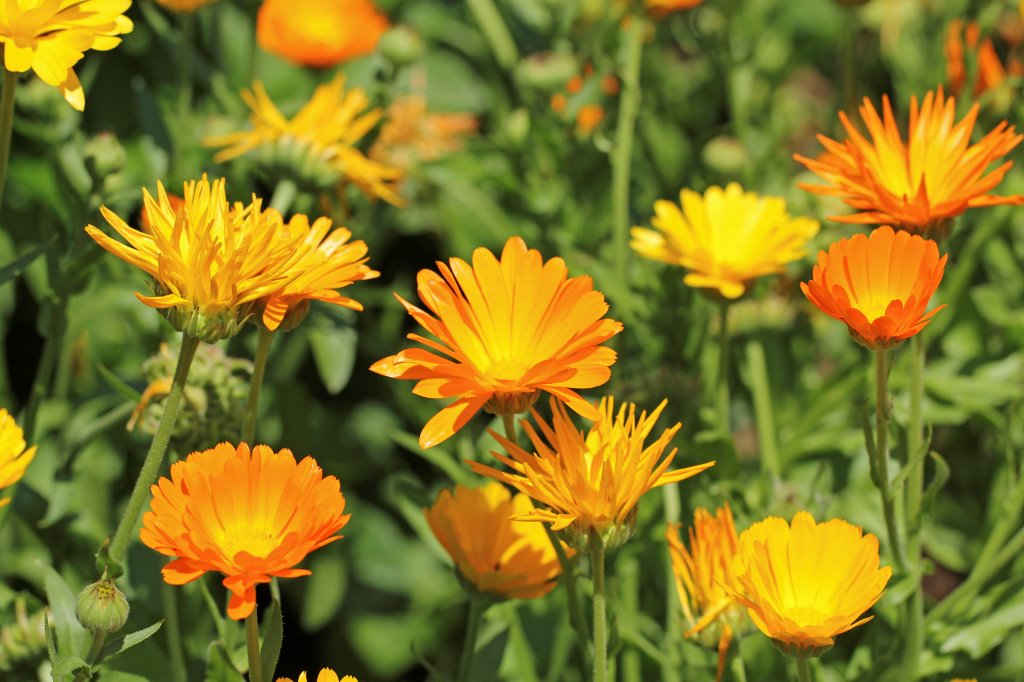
{"left": 0, "top": 410, "right": 37, "bottom": 507}
{"left": 276, "top": 670, "right": 357, "bottom": 682}
{"left": 801, "top": 226, "right": 947, "bottom": 349}
{"left": 370, "top": 237, "right": 623, "bottom": 449}
{"left": 140, "top": 442, "right": 349, "bottom": 620}
{"left": 424, "top": 483, "right": 566, "bottom": 600}
{"left": 257, "top": 0, "right": 388, "bottom": 68}
{"left": 946, "top": 20, "right": 1023, "bottom": 97}
{"left": 646, "top": 0, "right": 703, "bottom": 18}
{"left": 795, "top": 88, "right": 1024, "bottom": 232}
{"left": 576, "top": 104, "right": 605, "bottom": 136}
{"left": 155, "top": 0, "right": 219, "bottom": 11}
{"left": 369, "top": 95, "right": 478, "bottom": 171}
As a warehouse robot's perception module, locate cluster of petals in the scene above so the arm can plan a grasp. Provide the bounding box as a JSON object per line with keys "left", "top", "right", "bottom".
{"left": 257, "top": 0, "right": 388, "bottom": 69}
{"left": 369, "top": 95, "right": 478, "bottom": 171}
{"left": 275, "top": 670, "right": 356, "bottom": 682}
{"left": 945, "top": 19, "right": 1021, "bottom": 98}
{"left": 0, "top": 409, "right": 37, "bottom": 507}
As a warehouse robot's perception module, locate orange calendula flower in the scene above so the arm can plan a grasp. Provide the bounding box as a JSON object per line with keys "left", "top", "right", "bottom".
{"left": 257, "top": 0, "right": 388, "bottom": 68}
{"left": 795, "top": 88, "right": 1024, "bottom": 233}
{"left": 0, "top": 410, "right": 37, "bottom": 507}
{"left": 471, "top": 397, "right": 714, "bottom": 549}
{"left": 276, "top": 670, "right": 356, "bottom": 682}
{"left": 801, "top": 226, "right": 947, "bottom": 349}
{"left": 646, "top": 0, "right": 703, "bottom": 18}
{"left": 141, "top": 442, "right": 349, "bottom": 620}
{"left": 370, "top": 237, "right": 623, "bottom": 448}
{"left": 369, "top": 95, "right": 478, "bottom": 171}
{"left": 946, "top": 20, "right": 1022, "bottom": 97}
{"left": 425, "top": 483, "right": 566, "bottom": 600}
{"left": 726, "top": 511, "right": 891, "bottom": 656}
{"left": 576, "top": 104, "right": 605, "bottom": 136}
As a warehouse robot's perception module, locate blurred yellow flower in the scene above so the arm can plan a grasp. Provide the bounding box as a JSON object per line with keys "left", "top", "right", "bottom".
{"left": 424, "top": 483, "right": 566, "bottom": 600}
{"left": 257, "top": 0, "right": 388, "bottom": 69}
{"left": 632, "top": 183, "right": 819, "bottom": 300}
{"left": 0, "top": 0, "right": 133, "bottom": 110}
{"left": 0, "top": 409, "right": 36, "bottom": 507}
{"left": 646, "top": 0, "right": 703, "bottom": 18}
{"left": 155, "top": 0, "right": 219, "bottom": 11}
{"left": 727, "top": 511, "right": 891, "bottom": 656}
{"left": 276, "top": 669, "right": 356, "bottom": 682}
{"left": 369, "top": 95, "right": 477, "bottom": 170}
{"left": 206, "top": 77, "right": 402, "bottom": 204}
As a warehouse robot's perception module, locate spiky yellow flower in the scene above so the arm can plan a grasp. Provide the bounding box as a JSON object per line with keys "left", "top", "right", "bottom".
{"left": 370, "top": 237, "right": 623, "bottom": 449}
{"left": 276, "top": 670, "right": 356, "bottom": 682}
{"left": 369, "top": 95, "right": 477, "bottom": 170}
{"left": 205, "top": 77, "right": 402, "bottom": 204}
{"left": 631, "top": 183, "right": 820, "bottom": 300}
{"left": 726, "top": 511, "right": 891, "bottom": 656}
{"left": 0, "top": 0, "right": 133, "bottom": 111}
{"left": 471, "top": 397, "right": 714, "bottom": 549}
{"left": 425, "top": 483, "right": 566, "bottom": 600}
{"left": 155, "top": 0, "right": 219, "bottom": 11}
{"left": 795, "top": 88, "right": 1024, "bottom": 233}
{"left": 0, "top": 410, "right": 36, "bottom": 508}
{"left": 257, "top": 0, "right": 388, "bottom": 69}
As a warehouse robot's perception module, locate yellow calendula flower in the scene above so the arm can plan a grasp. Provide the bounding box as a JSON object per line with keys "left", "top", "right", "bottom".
{"left": 155, "top": 0, "right": 219, "bottom": 11}
{"left": 276, "top": 670, "right": 356, "bottom": 682}
{"left": 471, "top": 397, "right": 715, "bottom": 550}
{"left": 0, "top": 0, "right": 133, "bottom": 111}
{"left": 0, "top": 409, "right": 36, "bottom": 507}
{"left": 205, "top": 77, "right": 402, "bottom": 204}
{"left": 631, "top": 183, "right": 819, "bottom": 300}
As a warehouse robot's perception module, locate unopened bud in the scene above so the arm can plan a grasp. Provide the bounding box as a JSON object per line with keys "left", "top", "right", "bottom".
{"left": 379, "top": 26, "right": 423, "bottom": 66}
{"left": 75, "top": 579, "right": 129, "bottom": 634}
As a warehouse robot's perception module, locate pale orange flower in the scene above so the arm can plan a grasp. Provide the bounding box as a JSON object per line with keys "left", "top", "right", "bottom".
{"left": 946, "top": 19, "right": 1023, "bottom": 97}
{"left": 257, "top": 0, "right": 388, "bottom": 68}
{"left": 369, "top": 95, "right": 477, "bottom": 171}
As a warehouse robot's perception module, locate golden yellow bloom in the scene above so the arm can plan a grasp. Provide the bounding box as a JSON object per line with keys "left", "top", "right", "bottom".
{"left": 727, "top": 511, "right": 891, "bottom": 656}
{"left": 471, "top": 397, "right": 714, "bottom": 548}
{"left": 369, "top": 95, "right": 477, "bottom": 171}
{"left": 631, "top": 183, "right": 820, "bottom": 300}
{"left": 795, "top": 88, "right": 1024, "bottom": 233}
{"left": 0, "top": 0, "right": 133, "bottom": 111}
{"left": 666, "top": 505, "right": 749, "bottom": 682}
{"left": 155, "top": 0, "right": 219, "bottom": 11}
{"left": 425, "top": 483, "right": 566, "bottom": 600}
{"left": 370, "top": 237, "right": 623, "bottom": 449}
{"left": 0, "top": 409, "right": 36, "bottom": 508}
{"left": 646, "top": 0, "right": 703, "bottom": 18}
{"left": 257, "top": 0, "right": 388, "bottom": 69}
{"left": 275, "top": 670, "right": 356, "bottom": 682}
{"left": 206, "top": 77, "right": 401, "bottom": 204}
{"left": 141, "top": 442, "right": 349, "bottom": 620}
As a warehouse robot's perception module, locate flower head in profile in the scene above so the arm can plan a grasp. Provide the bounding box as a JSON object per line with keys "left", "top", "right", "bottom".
{"left": 141, "top": 442, "right": 349, "bottom": 620}
{"left": 726, "top": 511, "right": 891, "bottom": 656}
{"left": 155, "top": 0, "right": 219, "bottom": 11}
{"left": 0, "top": 410, "right": 37, "bottom": 507}
{"left": 945, "top": 20, "right": 1022, "bottom": 98}
{"left": 471, "top": 397, "right": 714, "bottom": 550}
{"left": 276, "top": 670, "right": 356, "bottom": 682}
{"left": 425, "top": 483, "right": 566, "bottom": 600}
{"left": 205, "top": 77, "right": 402, "bottom": 204}
{"left": 369, "top": 95, "right": 477, "bottom": 171}
{"left": 0, "top": 0, "right": 133, "bottom": 111}
{"left": 795, "top": 88, "right": 1024, "bottom": 233}
{"left": 370, "top": 237, "right": 623, "bottom": 448}
{"left": 646, "top": 0, "right": 703, "bottom": 18}
{"left": 801, "top": 226, "right": 947, "bottom": 349}
{"left": 257, "top": 0, "right": 388, "bottom": 68}
{"left": 631, "top": 183, "right": 820, "bottom": 300}
{"left": 666, "top": 505, "right": 750, "bottom": 682}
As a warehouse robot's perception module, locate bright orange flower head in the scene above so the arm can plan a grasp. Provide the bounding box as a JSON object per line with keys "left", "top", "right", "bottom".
{"left": 140, "top": 442, "right": 349, "bottom": 620}
{"left": 646, "top": 0, "right": 703, "bottom": 18}
{"left": 0, "top": 409, "right": 37, "bottom": 508}
{"left": 370, "top": 237, "right": 623, "bottom": 449}
{"left": 801, "top": 226, "right": 947, "bottom": 349}
{"left": 257, "top": 0, "right": 388, "bottom": 68}
{"left": 795, "top": 88, "right": 1024, "bottom": 233}
{"left": 424, "top": 482, "right": 566, "bottom": 600}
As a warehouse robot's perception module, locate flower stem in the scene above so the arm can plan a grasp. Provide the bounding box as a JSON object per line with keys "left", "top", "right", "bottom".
{"left": 72, "top": 632, "right": 108, "bottom": 682}
{"left": 162, "top": 581, "right": 188, "bottom": 682}
{"left": 246, "top": 609, "right": 263, "bottom": 682}
{"left": 108, "top": 334, "right": 200, "bottom": 566}
{"left": 465, "top": 0, "right": 519, "bottom": 69}
{"left": 717, "top": 302, "right": 731, "bottom": 438}
{"left": 243, "top": 326, "right": 275, "bottom": 445}
{"left": 501, "top": 412, "right": 517, "bottom": 446}
{"left": 590, "top": 542, "right": 607, "bottom": 682}
{"left": 544, "top": 525, "right": 590, "bottom": 670}
{"left": 0, "top": 68, "right": 17, "bottom": 213}
{"left": 795, "top": 657, "right": 813, "bottom": 682}
{"left": 872, "top": 348, "right": 907, "bottom": 571}
{"left": 746, "top": 338, "right": 780, "bottom": 476}
{"left": 901, "top": 334, "right": 926, "bottom": 680}
{"left": 269, "top": 179, "right": 298, "bottom": 215}
{"left": 611, "top": 15, "right": 644, "bottom": 291}
{"left": 455, "top": 597, "right": 485, "bottom": 682}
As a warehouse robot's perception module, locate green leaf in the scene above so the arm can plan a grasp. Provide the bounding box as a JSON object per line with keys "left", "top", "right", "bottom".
{"left": 308, "top": 325, "right": 357, "bottom": 395}
{"left": 100, "top": 620, "right": 164, "bottom": 663}
{"left": 259, "top": 598, "right": 284, "bottom": 680}
{"left": 45, "top": 612, "right": 59, "bottom": 666}
{"left": 100, "top": 672, "right": 153, "bottom": 682}
{"left": 0, "top": 234, "right": 57, "bottom": 287}
{"left": 51, "top": 655, "right": 89, "bottom": 680}
{"left": 204, "top": 642, "right": 245, "bottom": 682}
{"left": 940, "top": 589, "right": 1024, "bottom": 657}
{"left": 40, "top": 562, "right": 88, "bottom": 660}
{"left": 300, "top": 554, "right": 347, "bottom": 632}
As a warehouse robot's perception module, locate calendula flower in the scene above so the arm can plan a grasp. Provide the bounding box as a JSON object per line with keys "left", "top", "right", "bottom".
{"left": 946, "top": 20, "right": 1022, "bottom": 98}
{"left": 0, "top": 410, "right": 36, "bottom": 507}
{"left": 205, "top": 77, "right": 402, "bottom": 204}
{"left": 795, "top": 88, "right": 1024, "bottom": 233}
{"left": 425, "top": 483, "right": 566, "bottom": 600}
{"left": 369, "top": 95, "right": 477, "bottom": 171}
{"left": 471, "top": 397, "right": 714, "bottom": 549}
{"left": 370, "top": 237, "right": 623, "bottom": 449}
{"left": 726, "top": 511, "right": 891, "bottom": 656}
{"left": 666, "top": 505, "right": 750, "bottom": 682}
{"left": 141, "top": 442, "right": 349, "bottom": 620}
{"left": 800, "top": 226, "right": 947, "bottom": 349}
{"left": 275, "top": 670, "right": 356, "bottom": 682}
{"left": 155, "top": 0, "right": 219, "bottom": 11}
{"left": 0, "top": 0, "right": 133, "bottom": 111}
{"left": 85, "top": 177, "right": 299, "bottom": 342}
{"left": 257, "top": 0, "right": 388, "bottom": 68}
{"left": 646, "top": 0, "right": 703, "bottom": 18}
{"left": 631, "top": 183, "right": 820, "bottom": 300}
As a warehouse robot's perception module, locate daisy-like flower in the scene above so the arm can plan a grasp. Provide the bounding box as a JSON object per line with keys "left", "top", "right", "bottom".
{"left": 85, "top": 177, "right": 299, "bottom": 342}
{"left": 140, "top": 442, "right": 349, "bottom": 620}
{"left": 205, "top": 77, "right": 402, "bottom": 204}
{"left": 275, "top": 670, "right": 356, "bottom": 682}
{"left": 256, "top": 0, "right": 388, "bottom": 68}
{"left": 794, "top": 87, "right": 1024, "bottom": 233}
{"left": 646, "top": 0, "right": 703, "bottom": 18}
{"left": 424, "top": 482, "right": 566, "bottom": 600}
{"left": 800, "top": 226, "right": 947, "bottom": 349}
{"left": 666, "top": 505, "right": 750, "bottom": 682}
{"left": 632, "top": 184, "right": 819, "bottom": 300}
{"left": 0, "top": 409, "right": 37, "bottom": 507}
{"left": 726, "top": 511, "right": 891, "bottom": 657}
{"left": 369, "top": 95, "right": 477, "bottom": 171}
{"left": 0, "top": 0, "right": 133, "bottom": 111}
{"left": 370, "top": 237, "right": 623, "bottom": 449}
{"left": 471, "top": 397, "right": 714, "bottom": 549}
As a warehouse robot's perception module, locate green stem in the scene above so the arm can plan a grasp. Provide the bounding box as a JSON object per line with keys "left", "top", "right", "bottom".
{"left": 731, "top": 650, "right": 748, "bottom": 682}
{"left": 269, "top": 179, "right": 298, "bottom": 215}
{"left": 717, "top": 302, "right": 731, "bottom": 438}
{"left": 501, "top": 412, "right": 517, "bottom": 447}
{"left": 872, "top": 348, "right": 907, "bottom": 571}
{"left": 545, "top": 525, "right": 590, "bottom": 670}
{"left": 20, "top": 324, "right": 60, "bottom": 444}
{"left": 73, "top": 632, "right": 108, "bottom": 682}
{"left": 795, "top": 657, "right": 813, "bottom": 682}
{"left": 746, "top": 338, "right": 780, "bottom": 476}
{"left": 611, "top": 16, "right": 644, "bottom": 291}
{"left": 243, "top": 326, "right": 274, "bottom": 445}
{"left": 246, "top": 609, "right": 263, "bottom": 682}
{"left": 455, "top": 598, "right": 485, "bottom": 682}
{"left": 108, "top": 334, "right": 200, "bottom": 566}
{"left": 162, "top": 582, "right": 188, "bottom": 682}
{"left": 0, "top": 69, "right": 17, "bottom": 213}
{"left": 465, "top": 0, "right": 519, "bottom": 69}
{"left": 660, "top": 486, "right": 681, "bottom": 682}
{"left": 901, "top": 334, "right": 926, "bottom": 680}
{"left": 591, "top": 542, "right": 607, "bottom": 682}
{"left": 619, "top": 556, "right": 641, "bottom": 682}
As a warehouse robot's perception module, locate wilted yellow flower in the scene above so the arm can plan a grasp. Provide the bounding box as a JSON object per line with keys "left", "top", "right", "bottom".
{"left": 155, "top": 0, "right": 219, "bottom": 11}
{"left": 369, "top": 95, "right": 477, "bottom": 170}
{"left": 631, "top": 183, "right": 819, "bottom": 300}
{"left": 0, "top": 410, "right": 36, "bottom": 507}
{"left": 424, "top": 483, "right": 566, "bottom": 600}
{"left": 275, "top": 670, "right": 356, "bottom": 682}
{"left": 205, "top": 77, "right": 402, "bottom": 204}
{"left": 0, "top": 0, "right": 133, "bottom": 110}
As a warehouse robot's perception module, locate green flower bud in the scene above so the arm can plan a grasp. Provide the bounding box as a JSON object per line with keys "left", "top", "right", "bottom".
{"left": 514, "top": 52, "right": 578, "bottom": 92}
{"left": 75, "top": 580, "right": 129, "bottom": 634}
{"left": 701, "top": 136, "right": 748, "bottom": 176}
{"left": 83, "top": 133, "right": 127, "bottom": 180}
{"left": 378, "top": 26, "right": 423, "bottom": 67}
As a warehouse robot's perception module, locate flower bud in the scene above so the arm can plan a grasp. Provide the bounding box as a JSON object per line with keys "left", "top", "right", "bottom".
{"left": 83, "top": 133, "right": 127, "bottom": 180}
{"left": 515, "top": 52, "right": 578, "bottom": 92}
{"left": 75, "top": 579, "right": 129, "bottom": 634}
{"left": 378, "top": 26, "right": 423, "bottom": 67}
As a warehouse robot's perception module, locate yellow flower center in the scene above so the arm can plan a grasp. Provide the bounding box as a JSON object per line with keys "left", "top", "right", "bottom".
{"left": 221, "top": 526, "right": 277, "bottom": 559}
{"left": 486, "top": 358, "right": 529, "bottom": 381}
